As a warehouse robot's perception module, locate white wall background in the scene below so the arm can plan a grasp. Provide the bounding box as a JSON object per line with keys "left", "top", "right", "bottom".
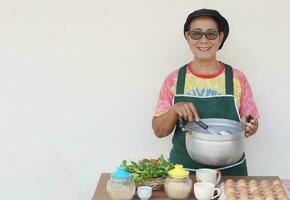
{"left": 0, "top": 0, "right": 290, "bottom": 199}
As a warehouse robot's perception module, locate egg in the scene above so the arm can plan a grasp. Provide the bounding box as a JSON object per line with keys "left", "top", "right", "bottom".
{"left": 238, "top": 186, "right": 249, "bottom": 195}
{"left": 260, "top": 180, "right": 270, "bottom": 188}
{"left": 226, "top": 191, "right": 237, "bottom": 200}
{"left": 273, "top": 184, "right": 285, "bottom": 193}
{"left": 252, "top": 194, "right": 263, "bottom": 199}
{"left": 249, "top": 181, "right": 258, "bottom": 187}
{"left": 265, "top": 196, "right": 275, "bottom": 200}
{"left": 239, "top": 193, "right": 249, "bottom": 200}
{"left": 262, "top": 187, "right": 274, "bottom": 196}
{"left": 225, "top": 185, "right": 235, "bottom": 194}
{"left": 272, "top": 179, "right": 282, "bottom": 186}
{"left": 249, "top": 182, "right": 259, "bottom": 188}
{"left": 277, "top": 198, "right": 289, "bottom": 200}
{"left": 237, "top": 182, "right": 248, "bottom": 189}
{"left": 276, "top": 191, "right": 288, "bottom": 199}
{"left": 252, "top": 189, "right": 262, "bottom": 196}
{"left": 252, "top": 196, "right": 263, "bottom": 200}
{"left": 249, "top": 179, "right": 258, "bottom": 186}
{"left": 237, "top": 179, "right": 247, "bottom": 187}
{"left": 264, "top": 193, "right": 275, "bottom": 200}
{"left": 225, "top": 179, "right": 235, "bottom": 187}
{"left": 249, "top": 185, "right": 259, "bottom": 193}
{"left": 237, "top": 178, "right": 247, "bottom": 184}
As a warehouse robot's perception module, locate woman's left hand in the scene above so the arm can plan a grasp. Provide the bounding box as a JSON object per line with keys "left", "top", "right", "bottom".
{"left": 242, "top": 116, "right": 259, "bottom": 137}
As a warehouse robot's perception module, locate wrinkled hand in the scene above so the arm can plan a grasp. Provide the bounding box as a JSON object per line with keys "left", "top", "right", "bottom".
{"left": 242, "top": 115, "right": 259, "bottom": 137}
{"left": 173, "top": 102, "right": 199, "bottom": 122}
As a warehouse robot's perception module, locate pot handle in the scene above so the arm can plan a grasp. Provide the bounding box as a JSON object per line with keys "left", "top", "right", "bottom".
{"left": 246, "top": 115, "right": 253, "bottom": 123}
{"left": 178, "top": 118, "right": 191, "bottom": 133}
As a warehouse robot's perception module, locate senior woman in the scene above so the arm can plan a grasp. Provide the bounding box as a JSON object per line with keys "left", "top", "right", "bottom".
{"left": 152, "top": 8, "right": 259, "bottom": 175}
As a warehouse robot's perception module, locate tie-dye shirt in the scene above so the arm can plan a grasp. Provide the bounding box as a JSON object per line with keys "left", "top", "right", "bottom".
{"left": 154, "top": 62, "right": 259, "bottom": 119}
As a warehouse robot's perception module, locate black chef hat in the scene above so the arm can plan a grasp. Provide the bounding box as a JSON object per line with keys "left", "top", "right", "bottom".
{"left": 183, "top": 8, "right": 229, "bottom": 49}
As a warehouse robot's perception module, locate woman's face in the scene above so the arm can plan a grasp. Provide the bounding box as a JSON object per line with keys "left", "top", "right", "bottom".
{"left": 185, "top": 16, "right": 224, "bottom": 61}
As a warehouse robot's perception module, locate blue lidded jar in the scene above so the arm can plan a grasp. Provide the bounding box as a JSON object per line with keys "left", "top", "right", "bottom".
{"left": 106, "top": 167, "right": 136, "bottom": 200}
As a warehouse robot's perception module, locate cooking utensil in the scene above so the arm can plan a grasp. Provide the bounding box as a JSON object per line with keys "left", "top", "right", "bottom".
{"left": 179, "top": 118, "right": 245, "bottom": 166}
{"left": 194, "top": 120, "right": 233, "bottom": 135}
{"left": 180, "top": 118, "right": 233, "bottom": 135}
{"left": 194, "top": 120, "right": 220, "bottom": 135}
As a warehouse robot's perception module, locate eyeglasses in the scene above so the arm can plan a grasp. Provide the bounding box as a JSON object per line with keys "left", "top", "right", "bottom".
{"left": 188, "top": 30, "right": 219, "bottom": 40}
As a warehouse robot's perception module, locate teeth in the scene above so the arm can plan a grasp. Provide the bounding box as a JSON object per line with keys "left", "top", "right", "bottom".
{"left": 198, "top": 47, "right": 210, "bottom": 51}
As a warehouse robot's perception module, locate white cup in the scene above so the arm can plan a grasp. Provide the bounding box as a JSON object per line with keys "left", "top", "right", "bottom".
{"left": 196, "top": 168, "right": 221, "bottom": 185}
{"left": 194, "top": 182, "right": 221, "bottom": 200}
{"left": 137, "top": 186, "right": 152, "bottom": 200}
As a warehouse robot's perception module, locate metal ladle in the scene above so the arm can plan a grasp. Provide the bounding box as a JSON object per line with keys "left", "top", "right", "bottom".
{"left": 194, "top": 120, "right": 232, "bottom": 135}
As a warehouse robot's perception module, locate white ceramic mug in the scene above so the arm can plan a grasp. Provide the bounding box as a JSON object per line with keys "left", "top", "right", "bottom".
{"left": 194, "top": 182, "right": 221, "bottom": 200}
{"left": 196, "top": 168, "right": 221, "bottom": 185}
{"left": 137, "top": 186, "right": 152, "bottom": 200}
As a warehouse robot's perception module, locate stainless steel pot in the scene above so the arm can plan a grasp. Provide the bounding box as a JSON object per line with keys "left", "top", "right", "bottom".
{"left": 180, "top": 118, "right": 245, "bottom": 166}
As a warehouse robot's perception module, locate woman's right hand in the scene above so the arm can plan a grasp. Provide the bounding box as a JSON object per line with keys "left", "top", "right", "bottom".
{"left": 172, "top": 102, "right": 199, "bottom": 122}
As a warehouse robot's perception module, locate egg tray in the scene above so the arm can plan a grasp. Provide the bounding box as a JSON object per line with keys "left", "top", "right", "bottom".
{"left": 219, "top": 178, "right": 289, "bottom": 200}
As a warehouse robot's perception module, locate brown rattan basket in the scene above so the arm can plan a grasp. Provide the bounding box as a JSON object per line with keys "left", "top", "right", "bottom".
{"left": 137, "top": 177, "right": 166, "bottom": 190}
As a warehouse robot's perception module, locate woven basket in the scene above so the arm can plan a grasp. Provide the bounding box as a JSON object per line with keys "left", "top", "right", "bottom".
{"left": 137, "top": 177, "right": 166, "bottom": 190}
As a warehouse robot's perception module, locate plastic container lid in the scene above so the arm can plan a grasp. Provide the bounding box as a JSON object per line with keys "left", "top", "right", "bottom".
{"left": 111, "top": 167, "right": 131, "bottom": 179}
{"left": 168, "top": 164, "right": 189, "bottom": 178}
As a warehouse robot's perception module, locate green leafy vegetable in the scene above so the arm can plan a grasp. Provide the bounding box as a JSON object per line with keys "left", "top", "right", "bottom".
{"left": 120, "top": 155, "right": 174, "bottom": 184}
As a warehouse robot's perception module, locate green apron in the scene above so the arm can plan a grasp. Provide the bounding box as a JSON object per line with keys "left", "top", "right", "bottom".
{"left": 169, "top": 64, "right": 248, "bottom": 176}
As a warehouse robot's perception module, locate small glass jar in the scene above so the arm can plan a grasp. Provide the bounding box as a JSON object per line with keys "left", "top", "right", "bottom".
{"left": 106, "top": 167, "right": 136, "bottom": 200}
{"left": 164, "top": 164, "right": 192, "bottom": 200}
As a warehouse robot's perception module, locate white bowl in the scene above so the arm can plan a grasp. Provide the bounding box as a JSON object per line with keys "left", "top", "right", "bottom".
{"left": 137, "top": 186, "right": 152, "bottom": 200}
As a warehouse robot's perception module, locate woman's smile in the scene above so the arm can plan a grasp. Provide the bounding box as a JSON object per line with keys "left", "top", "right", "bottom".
{"left": 197, "top": 47, "right": 212, "bottom": 51}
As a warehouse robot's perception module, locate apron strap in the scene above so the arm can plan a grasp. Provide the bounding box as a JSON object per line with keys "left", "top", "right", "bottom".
{"left": 176, "top": 64, "right": 188, "bottom": 95}
{"left": 224, "top": 64, "right": 234, "bottom": 95}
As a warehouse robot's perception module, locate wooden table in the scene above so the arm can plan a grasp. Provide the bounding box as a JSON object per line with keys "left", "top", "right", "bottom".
{"left": 92, "top": 173, "right": 289, "bottom": 200}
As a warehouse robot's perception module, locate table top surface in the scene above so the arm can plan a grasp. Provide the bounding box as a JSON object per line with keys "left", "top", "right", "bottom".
{"left": 92, "top": 173, "right": 290, "bottom": 200}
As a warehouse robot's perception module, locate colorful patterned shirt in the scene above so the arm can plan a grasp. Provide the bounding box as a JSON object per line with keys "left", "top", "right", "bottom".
{"left": 154, "top": 62, "right": 259, "bottom": 119}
